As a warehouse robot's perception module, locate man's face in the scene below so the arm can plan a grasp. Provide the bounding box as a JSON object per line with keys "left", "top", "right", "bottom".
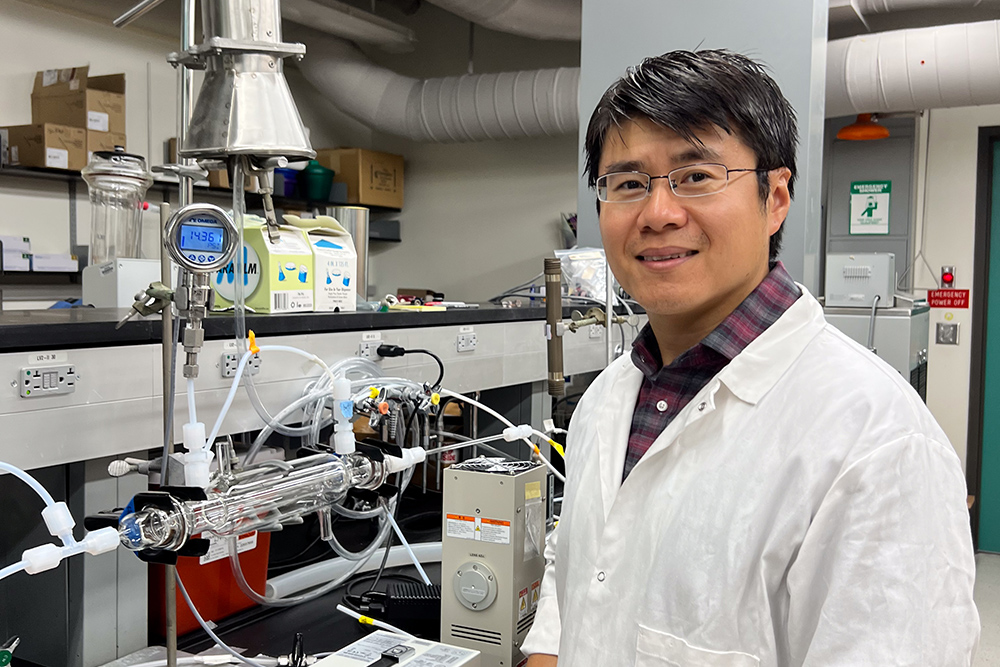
{"left": 598, "top": 119, "right": 790, "bottom": 325}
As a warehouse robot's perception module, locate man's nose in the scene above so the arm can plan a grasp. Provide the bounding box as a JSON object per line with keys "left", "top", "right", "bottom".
{"left": 636, "top": 179, "right": 687, "bottom": 232}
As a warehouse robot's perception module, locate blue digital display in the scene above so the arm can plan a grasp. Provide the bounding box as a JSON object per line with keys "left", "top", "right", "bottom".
{"left": 179, "top": 224, "right": 224, "bottom": 253}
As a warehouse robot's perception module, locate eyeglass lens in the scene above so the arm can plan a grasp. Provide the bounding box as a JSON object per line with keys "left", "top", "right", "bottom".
{"left": 598, "top": 164, "right": 731, "bottom": 202}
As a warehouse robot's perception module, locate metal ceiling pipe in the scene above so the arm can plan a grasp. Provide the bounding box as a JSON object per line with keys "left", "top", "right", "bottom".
{"left": 826, "top": 19, "right": 1000, "bottom": 116}
{"left": 295, "top": 35, "right": 579, "bottom": 142}
{"left": 423, "top": 0, "right": 581, "bottom": 41}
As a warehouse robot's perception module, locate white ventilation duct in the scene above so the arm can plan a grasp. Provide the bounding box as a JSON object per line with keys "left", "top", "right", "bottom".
{"left": 826, "top": 19, "right": 1000, "bottom": 117}
{"left": 296, "top": 36, "right": 579, "bottom": 142}
{"left": 423, "top": 0, "right": 581, "bottom": 41}
{"left": 852, "top": 0, "right": 986, "bottom": 14}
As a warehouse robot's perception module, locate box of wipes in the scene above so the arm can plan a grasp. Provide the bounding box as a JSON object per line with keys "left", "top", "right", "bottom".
{"left": 284, "top": 215, "right": 357, "bottom": 312}
{"left": 212, "top": 215, "right": 314, "bottom": 313}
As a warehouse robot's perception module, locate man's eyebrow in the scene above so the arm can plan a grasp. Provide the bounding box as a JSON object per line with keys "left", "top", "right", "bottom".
{"left": 601, "top": 160, "right": 645, "bottom": 174}
{"left": 672, "top": 145, "right": 722, "bottom": 164}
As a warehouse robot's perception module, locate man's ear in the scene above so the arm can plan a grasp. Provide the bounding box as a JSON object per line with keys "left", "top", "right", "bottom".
{"left": 767, "top": 167, "right": 792, "bottom": 235}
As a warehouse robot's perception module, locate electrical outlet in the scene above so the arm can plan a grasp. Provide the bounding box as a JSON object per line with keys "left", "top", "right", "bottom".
{"left": 457, "top": 332, "right": 478, "bottom": 352}
{"left": 358, "top": 341, "right": 379, "bottom": 359}
{"left": 20, "top": 365, "right": 76, "bottom": 398}
{"left": 221, "top": 352, "right": 262, "bottom": 378}
{"left": 589, "top": 324, "right": 602, "bottom": 339}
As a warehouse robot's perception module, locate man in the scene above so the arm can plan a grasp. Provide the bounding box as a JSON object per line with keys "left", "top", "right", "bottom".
{"left": 522, "top": 50, "right": 978, "bottom": 666}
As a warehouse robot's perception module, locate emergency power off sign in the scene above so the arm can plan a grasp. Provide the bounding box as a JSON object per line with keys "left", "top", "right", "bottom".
{"left": 850, "top": 181, "right": 891, "bottom": 235}
{"left": 927, "top": 289, "right": 970, "bottom": 308}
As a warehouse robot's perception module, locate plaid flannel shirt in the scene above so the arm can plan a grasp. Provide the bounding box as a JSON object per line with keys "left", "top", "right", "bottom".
{"left": 623, "top": 262, "right": 802, "bottom": 480}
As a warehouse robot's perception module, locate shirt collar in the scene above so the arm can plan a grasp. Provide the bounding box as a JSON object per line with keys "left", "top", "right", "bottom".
{"left": 630, "top": 262, "right": 802, "bottom": 379}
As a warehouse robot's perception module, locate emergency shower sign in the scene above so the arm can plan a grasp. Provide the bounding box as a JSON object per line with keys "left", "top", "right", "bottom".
{"left": 850, "top": 181, "right": 891, "bottom": 235}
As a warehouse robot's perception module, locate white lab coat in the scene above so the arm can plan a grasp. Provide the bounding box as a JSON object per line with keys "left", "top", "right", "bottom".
{"left": 522, "top": 289, "right": 979, "bottom": 666}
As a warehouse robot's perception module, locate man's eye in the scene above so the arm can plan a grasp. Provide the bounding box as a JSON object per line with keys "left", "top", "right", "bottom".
{"left": 681, "top": 170, "right": 712, "bottom": 183}
{"left": 616, "top": 179, "right": 645, "bottom": 191}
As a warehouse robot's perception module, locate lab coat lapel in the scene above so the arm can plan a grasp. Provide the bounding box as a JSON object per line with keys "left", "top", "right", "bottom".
{"left": 595, "top": 359, "right": 644, "bottom": 518}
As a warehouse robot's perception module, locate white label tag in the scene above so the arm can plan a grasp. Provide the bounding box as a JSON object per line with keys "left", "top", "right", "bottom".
{"left": 42, "top": 69, "right": 58, "bottom": 87}
{"left": 199, "top": 531, "right": 258, "bottom": 565}
{"left": 87, "top": 151, "right": 93, "bottom": 163}
{"left": 10, "top": 145, "right": 19, "bottom": 165}
{"left": 445, "top": 514, "right": 476, "bottom": 540}
{"left": 87, "top": 111, "right": 109, "bottom": 132}
{"left": 68, "top": 78, "right": 80, "bottom": 91}
{"left": 271, "top": 289, "right": 312, "bottom": 313}
{"left": 361, "top": 331, "right": 382, "bottom": 342}
{"left": 459, "top": 325, "right": 474, "bottom": 334}
{"left": 45, "top": 147, "right": 69, "bottom": 170}
{"left": 26, "top": 352, "right": 68, "bottom": 365}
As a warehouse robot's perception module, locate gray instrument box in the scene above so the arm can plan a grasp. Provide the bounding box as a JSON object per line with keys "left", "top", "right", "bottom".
{"left": 441, "top": 459, "right": 548, "bottom": 667}
{"left": 825, "top": 252, "right": 896, "bottom": 309}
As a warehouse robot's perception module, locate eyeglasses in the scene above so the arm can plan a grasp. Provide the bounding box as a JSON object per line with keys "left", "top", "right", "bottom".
{"left": 596, "top": 163, "right": 772, "bottom": 202}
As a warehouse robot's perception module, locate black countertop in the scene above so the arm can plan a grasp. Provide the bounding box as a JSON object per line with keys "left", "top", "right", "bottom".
{"left": 0, "top": 305, "right": 556, "bottom": 353}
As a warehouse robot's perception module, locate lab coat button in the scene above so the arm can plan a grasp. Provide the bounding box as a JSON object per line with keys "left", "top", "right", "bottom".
{"left": 698, "top": 402, "right": 707, "bottom": 411}
{"left": 597, "top": 571, "right": 606, "bottom": 582}
{"left": 656, "top": 400, "right": 668, "bottom": 412}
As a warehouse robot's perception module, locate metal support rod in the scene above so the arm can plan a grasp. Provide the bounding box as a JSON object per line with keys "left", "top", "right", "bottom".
{"left": 114, "top": 0, "right": 169, "bottom": 27}
{"left": 472, "top": 391, "right": 480, "bottom": 459}
{"left": 166, "top": 3, "right": 197, "bottom": 664}
{"left": 605, "top": 260, "right": 614, "bottom": 365}
{"left": 160, "top": 202, "right": 178, "bottom": 667}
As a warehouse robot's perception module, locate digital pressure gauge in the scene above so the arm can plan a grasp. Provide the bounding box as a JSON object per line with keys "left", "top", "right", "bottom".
{"left": 163, "top": 204, "right": 239, "bottom": 273}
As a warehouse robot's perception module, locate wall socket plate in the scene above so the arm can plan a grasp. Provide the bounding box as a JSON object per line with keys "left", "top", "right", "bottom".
{"left": 20, "top": 364, "right": 76, "bottom": 398}
{"left": 456, "top": 332, "right": 478, "bottom": 352}
{"left": 936, "top": 322, "right": 960, "bottom": 345}
{"left": 358, "top": 341, "right": 379, "bottom": 359}
{"left": 221, "top": 352, "right": 261, "bottom": 378}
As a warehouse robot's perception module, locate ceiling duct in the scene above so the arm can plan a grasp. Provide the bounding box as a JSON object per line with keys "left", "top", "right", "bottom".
{"left": 826, "top": 19, "right": 1000, "bottom": 117}
{"left": 296, "top": 35, "right": 579, "bottom": 142}
{"left": 423, "top": 0, "right": 581, "bottom": 41}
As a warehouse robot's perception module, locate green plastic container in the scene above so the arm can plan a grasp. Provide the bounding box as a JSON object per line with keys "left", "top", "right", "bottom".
{"left": 301, "top": 160, "right": 334, "bottom": 202}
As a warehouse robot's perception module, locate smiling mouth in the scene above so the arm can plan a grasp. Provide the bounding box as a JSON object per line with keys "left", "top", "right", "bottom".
{"left": 637, "top": 251, "right": 698, "bottom": 261}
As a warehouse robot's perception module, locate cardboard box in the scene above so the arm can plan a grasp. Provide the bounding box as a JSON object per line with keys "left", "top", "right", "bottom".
{"left": 31, "top": 253, "right": 78, "bottom": 272}
{"left": 286, "top": 216, "right": 357, "bottom": 312}
{"left": 2, "top": 251, "right": 31, "bottom": 272}
{"left": 212, "top": 218, "right": 314, "bottom": 313}
{"left": 0, "top": 236, "right": 31, "bottom": 253}
{"left": 0, "top": 124, "right": 87, "bottom": 171}
{"left": 315, "top": 148, "right": 404, "bottom": 209}
{"left": 31, "top": 66, "right": 126, "bottom": 135}
{"left": 87, "top": 130, "right": 127, "bottom": 162}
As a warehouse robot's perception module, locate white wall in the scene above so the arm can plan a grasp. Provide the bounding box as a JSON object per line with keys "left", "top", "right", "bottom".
{"left": 911, "top": 104, "right": 1000, "bottom": 470}
{"left": 0, "top": 0, "right": 178, "bottom": 255}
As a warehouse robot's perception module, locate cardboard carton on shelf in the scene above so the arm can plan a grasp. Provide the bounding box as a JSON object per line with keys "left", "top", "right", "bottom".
{"left": 2, "top": 252, "right": 31, "bottom": 272}
{"left": 31, "top": 66, "right": 126, "bottom": 135}
{"left": 0, "top": 123, "right": 86, "bottom": 171}
{"left": 315, "top": 147, "right": 404, "bottom": 209}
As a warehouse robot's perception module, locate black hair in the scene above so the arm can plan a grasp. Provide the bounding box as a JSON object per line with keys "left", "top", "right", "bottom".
{"left": 584, "top": 50, "right": 798, "bottom": 261}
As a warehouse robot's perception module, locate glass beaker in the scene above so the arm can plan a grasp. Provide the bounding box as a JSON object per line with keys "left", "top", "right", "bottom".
{"left": 82, "top": 148, "right": 153, "bottom": 265}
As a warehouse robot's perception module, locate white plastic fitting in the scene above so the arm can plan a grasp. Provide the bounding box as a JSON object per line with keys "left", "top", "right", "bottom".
{"left": 333, "top": 376, "right": 357, "bottom": 455}
{"left": 503, "top": 424, "right": 533, "bottom": 442}
{"left": 385, "top": 447, "right": 427, "bottom": 474}
{"left": 182, "top": 422, "right": 214, "bottom": 488}
{"left": 41, "top": 502, "right": 76, "bottom": 544}
{"left": 81, "top": 527, "right": 121, "bottom": 555}
{"left": 22, "top": 543, "right": 63, "bottom": 574}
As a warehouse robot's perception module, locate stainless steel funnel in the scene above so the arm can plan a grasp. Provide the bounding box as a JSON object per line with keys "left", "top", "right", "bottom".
{"left": 174, "top": 0, "right": 315, "bottom": 160}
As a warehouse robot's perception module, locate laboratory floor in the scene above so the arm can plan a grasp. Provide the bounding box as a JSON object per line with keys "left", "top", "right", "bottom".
{"left": 977, "top": 553, "right": 1000, "bottom": 664}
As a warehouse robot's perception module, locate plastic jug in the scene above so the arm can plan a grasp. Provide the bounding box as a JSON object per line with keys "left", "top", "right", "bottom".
{"left": 82, "top": 148, "right": 153, "bottom": 264}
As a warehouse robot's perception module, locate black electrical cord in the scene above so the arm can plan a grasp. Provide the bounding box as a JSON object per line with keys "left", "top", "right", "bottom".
{"left": 376, "top": 344, "right": 444, "bottom": 388}
{"left": 346, "top": 572, "right": 424, "bottom": 598}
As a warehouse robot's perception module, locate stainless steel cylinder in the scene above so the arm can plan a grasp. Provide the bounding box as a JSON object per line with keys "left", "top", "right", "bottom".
{"left": 202, "top": 0, "right": 282, "bottom": 43}
{"left": 544, "top": 257, "right": 565, "bottom": 397}
{"left": 331, "top": 206, "right": 370, "bottom": 301}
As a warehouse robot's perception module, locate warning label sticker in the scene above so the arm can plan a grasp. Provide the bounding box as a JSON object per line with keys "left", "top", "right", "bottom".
{"left": 518, "top": 587, "right": 530, "bottom": 621}
{"left": 199, "top": 531, "right": 257, "bottom": 565}
{"left": 479, "top": 517, "right": 511, "bottom": 544}
{"left": 530, "top": 580, "right": 540, "bottom": 611}
{"left": 447, "top": 514, "right": 511, "bottom": 544}
{"left": 446, "top": 514, "right": 476, "bottom": 540}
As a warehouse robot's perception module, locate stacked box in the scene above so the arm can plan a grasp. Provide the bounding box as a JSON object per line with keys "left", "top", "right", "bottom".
{"left": 315, "top": 148, "right": 404, "bottom": 209}
{"left": 0, "top": 236, "right": 31, "bottom": 272}
{"left": 0, "top": 124, "right": 87, "bottom": 171}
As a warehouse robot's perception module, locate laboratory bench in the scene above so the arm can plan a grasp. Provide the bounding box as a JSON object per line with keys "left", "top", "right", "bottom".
{"left": 0, "top": 304, "right": 641, "bottom": 472}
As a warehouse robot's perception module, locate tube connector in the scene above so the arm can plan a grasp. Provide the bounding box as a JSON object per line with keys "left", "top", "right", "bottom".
{"left": 21, "top": 543, "right": 62, "bottom": 575}
{"left": 182, "top": 422, "right": 214, "bottom": 488}
{"left": 81, "top": 527, "right": 121, "bottom": 556}
{"left": 385, "top": 447, "right": 426, "bottom": 474}
{"left": 503, "top": 424, "right": 533, "bottom": 442}
{"left": 41, "top": 502, "right": 76, "bottom": 545}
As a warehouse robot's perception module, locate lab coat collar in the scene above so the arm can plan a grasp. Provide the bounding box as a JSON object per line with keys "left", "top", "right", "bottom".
{"left": 714, "top": 284, "right": 827, "bottom": 405}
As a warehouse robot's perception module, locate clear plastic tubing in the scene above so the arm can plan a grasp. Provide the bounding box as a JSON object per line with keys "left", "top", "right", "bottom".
{"left": 0, "top": 461, "right": 56, "bottom": 507}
